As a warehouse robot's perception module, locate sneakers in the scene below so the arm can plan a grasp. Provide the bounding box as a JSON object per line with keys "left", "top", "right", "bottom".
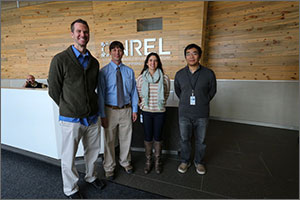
{"left": 195, "top": 163, "right": 206, "bottom": 175}
{"left": 177, "top": 162, "right": 191, "bottom": 173}
{"left": 178, "top": 162, "right": 206, "bottom": 174}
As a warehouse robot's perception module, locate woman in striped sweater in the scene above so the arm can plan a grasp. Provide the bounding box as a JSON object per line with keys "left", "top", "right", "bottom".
{"left": 136, "top": 52, "right": 170, "bottom": 174}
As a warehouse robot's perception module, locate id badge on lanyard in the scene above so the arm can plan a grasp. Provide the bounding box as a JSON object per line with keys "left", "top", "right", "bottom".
{"left": 190, "top": 90, "right": 196, "bottom": 106}
{"left": 186, "top": 67, "right": 200, "bottom": 106}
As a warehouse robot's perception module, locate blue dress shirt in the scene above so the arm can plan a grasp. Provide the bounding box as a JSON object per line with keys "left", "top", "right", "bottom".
{"left": 59, "top": 45, "right": 98, "bottom": 126}
{"left": 98, "top": 61, "right": 138, "bottom": 118}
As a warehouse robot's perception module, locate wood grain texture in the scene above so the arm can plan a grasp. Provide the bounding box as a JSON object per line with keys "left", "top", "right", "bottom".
{"left": 1, "top": 1, "right": 206, "bottom": 79}
{"left": 203, "top": 1, "right": 299, "bottom": 80}
{"left": 92, "top": 1, "right": 206, "bottom": 79}
{"left": 1, "top": 1, "right": 298, "bottom": 80}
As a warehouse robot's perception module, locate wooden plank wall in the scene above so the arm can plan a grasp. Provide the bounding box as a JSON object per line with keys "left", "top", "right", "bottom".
{"left": 1, "top": 1, "right": 50, "bottom": 10}
{"left": 1, "top": 1, "right": 95, "bottom": 79}
{"left": 1, "top": 1, "right": 206, "bottom": 79}
{"left": 204, "top": 1, "right": 299, "bottom": 80}
{"left": 1, "top": 1, "right": 299, "bottom": 80}
{"left": 92, "top": 1, "right": 207, "bottom": 78}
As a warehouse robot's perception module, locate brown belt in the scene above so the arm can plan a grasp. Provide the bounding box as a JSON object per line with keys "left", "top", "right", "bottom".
{"left": 105, "top": 104, "right": 131, "bottom": 109}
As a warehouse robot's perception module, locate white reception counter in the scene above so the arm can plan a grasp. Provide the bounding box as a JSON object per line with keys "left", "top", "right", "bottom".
{"left": 1, "top": 88, "right": 104, "bottom": 159}
{"left": 2, "top": 79, "right": 298, "bottom": 159}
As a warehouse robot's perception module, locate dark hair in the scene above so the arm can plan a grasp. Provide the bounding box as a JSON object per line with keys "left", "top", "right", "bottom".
{"left": 71, "top": 19, "right": 89, "bottom": 32}
{"left": 109, "top": 41, "right": 124, "bottom": 51}
{"left": 140, "top": 52, "right": 164, "bottom": 75}
{"left": 184, "top": 43, "right": 202, "bottom": 58}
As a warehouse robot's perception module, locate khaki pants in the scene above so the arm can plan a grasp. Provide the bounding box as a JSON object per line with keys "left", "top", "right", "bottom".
{"left": 60, "top": 120, "right": 100, "bottom": 196}
{"left": 103, "top": 106, "right": 132, "bottom": 172}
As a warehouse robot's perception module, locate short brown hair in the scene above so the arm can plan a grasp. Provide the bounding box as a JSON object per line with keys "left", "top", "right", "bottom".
{"left": 109, "top": 41, "right": 124, "bottom": 51}
{"left": 71, "top": 19, "right": 89, "bottom": 32}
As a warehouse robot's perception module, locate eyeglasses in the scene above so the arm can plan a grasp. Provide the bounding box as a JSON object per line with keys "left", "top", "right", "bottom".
{"left": 186, "top": 52, "right": 199, "bottom": 56}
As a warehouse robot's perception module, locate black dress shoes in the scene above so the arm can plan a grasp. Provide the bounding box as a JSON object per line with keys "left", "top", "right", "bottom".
{"left": 90, "top": 178, "right": 106, "bottom": 190}
{"left": 66, "top": 191, "right": 83, "bottom": 199}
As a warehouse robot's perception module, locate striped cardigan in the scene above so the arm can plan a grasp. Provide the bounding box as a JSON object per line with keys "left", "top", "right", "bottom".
{"left": 136, "top": 74, "right": 170, "bottom": 113}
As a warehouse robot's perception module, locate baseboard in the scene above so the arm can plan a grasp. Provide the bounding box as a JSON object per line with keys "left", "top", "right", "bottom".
{"left": 210, "top": 116, "right": 299, "bottom": 131}
{"left": 1, "top": 144, "right": 61, "bottom": 166}
{"left": 1, "top": 144, "right": 103, "bottom": 166}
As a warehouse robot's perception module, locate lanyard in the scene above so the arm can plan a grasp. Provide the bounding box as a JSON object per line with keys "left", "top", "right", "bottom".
{"left": 185, "top": 66, "right": 201, "bottom": 96}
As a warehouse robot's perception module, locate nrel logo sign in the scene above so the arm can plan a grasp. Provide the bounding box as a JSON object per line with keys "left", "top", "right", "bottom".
{"left": 101, "top": 38, "right": 171, "bottom": 57}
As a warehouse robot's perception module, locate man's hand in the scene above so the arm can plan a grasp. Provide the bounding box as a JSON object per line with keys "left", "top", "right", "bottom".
{"left": 23, "top": 80, "right": 30, "bottom": 88}
{"left": 101, "top": 117, "right": 108, "bottom": 128}
{"left": 132, "top": 112, "right": 137, "bottom": 122}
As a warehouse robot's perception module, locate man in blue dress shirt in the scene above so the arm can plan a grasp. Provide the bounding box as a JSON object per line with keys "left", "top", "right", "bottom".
{"left": 98, "top": 41, "right": 138, "bottom": 180}
{"left": 48, "top": 19, "right": 105, "bottom": 199}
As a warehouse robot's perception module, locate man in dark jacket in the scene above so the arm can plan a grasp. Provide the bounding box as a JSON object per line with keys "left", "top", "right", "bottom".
{"left": 174, "top": 43, "right": 216, "bottom": 175}
{"left": 48, "top": 19, "right": 105, "bottom": 199}
{"left": 23, "top": 74, "right": 48, "bottom": 88}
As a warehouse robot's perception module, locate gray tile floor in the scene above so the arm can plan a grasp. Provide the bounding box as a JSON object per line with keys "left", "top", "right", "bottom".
{"left": 78, "top": 120, "right": 299, "bottom": 199}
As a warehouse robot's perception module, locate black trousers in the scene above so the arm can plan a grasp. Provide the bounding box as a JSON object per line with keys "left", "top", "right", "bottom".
{"left": 141, "top": 111, "right": 166, "bottom": 142}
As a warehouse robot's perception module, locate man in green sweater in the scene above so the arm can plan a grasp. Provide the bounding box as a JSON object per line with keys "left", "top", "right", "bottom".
{"left": 48, "top": 19, "right": 105, "bottom": 199}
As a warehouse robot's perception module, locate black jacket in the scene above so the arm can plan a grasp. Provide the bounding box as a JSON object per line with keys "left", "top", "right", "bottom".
{"left": 25, "top": 81, "right": 48, "bottom": 88}
{"left": 48, "top": 45, "right": 99, "bottom": 118}
{"left": 174, "top": 65, "right": 216, "bottom": 118}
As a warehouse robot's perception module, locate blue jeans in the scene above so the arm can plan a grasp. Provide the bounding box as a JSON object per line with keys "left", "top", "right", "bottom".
{"left": 142, "top": 111, "right": 165, "bottom": 142}
{"left": 179, "top": 116, "right": 208, "bottom": 165}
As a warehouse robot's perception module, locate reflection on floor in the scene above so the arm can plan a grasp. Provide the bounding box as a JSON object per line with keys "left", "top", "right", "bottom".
{"left": 77, "top": 120, "right": 299, "bottom": 199}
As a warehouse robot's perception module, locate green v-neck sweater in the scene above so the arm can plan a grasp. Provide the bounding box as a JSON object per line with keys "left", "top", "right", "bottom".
{"left": 48, "top": 45, "right": 99, "bottom": 118}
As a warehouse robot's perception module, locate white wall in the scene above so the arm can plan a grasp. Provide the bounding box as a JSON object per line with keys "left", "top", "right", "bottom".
{"left": 1, "top": 79, "right": 299, "bottom": 130}
{"left": 1, "top": 88, "right": 61, "bottom": 158}
{"left": 210, "top": 80, "right": 299, "bottom": 130}
{"left": 1, "top": 88, "right": 104, "bottom": 159}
